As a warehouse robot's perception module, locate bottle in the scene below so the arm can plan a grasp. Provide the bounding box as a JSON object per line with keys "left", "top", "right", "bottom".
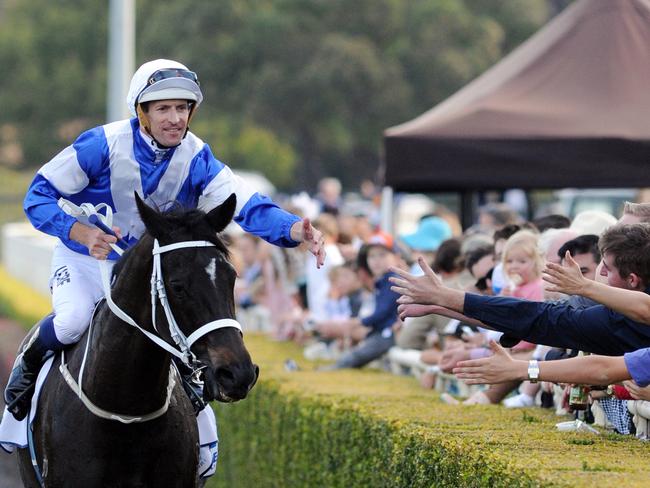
{"left": 569, "top": 351, "right": 590, "bottom": 411}
{"left": 569, "top": 384, "right": 590, "bottom": 410}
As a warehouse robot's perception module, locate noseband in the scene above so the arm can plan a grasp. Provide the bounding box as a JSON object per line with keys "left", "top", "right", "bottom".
{"left": 57, "top": 200, "right": 242, "bottom": 423}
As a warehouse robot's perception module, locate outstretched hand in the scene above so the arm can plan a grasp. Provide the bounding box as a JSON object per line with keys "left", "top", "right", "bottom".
{"left": 293, "top": 218, "right": 326, "bottom": 268}
{"left": 397, "top": 303, "right": 452, "bottom": 321}
{"left": 453, "top": 340, "right": 522, "bottom": 385}
{"left": 543, "top": 251, "right": 588, "bottom": 295}
{"left": 622, "top": 380, "right": 650, "bottom": 401}
{"left": 397, "top": 303, "right": 435, "bottom": 320}
{"left": 389, "top": 257, "right": 444, "bottom": 306}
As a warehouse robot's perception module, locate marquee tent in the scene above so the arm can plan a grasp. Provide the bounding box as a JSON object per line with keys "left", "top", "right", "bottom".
{"left": 383, "top": 0, "right": 650, "bottom": 193}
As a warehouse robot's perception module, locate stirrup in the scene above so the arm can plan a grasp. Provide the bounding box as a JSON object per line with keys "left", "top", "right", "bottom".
{"left": 5, "top": 383, "right": 37, "bottom": 420}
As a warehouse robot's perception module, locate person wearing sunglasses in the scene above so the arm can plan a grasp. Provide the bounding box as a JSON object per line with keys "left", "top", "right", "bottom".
{"left": 6, "top": 58, "right": 326, "bottom": 480}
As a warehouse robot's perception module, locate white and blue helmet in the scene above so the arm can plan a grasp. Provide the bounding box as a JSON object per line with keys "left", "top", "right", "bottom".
{"left": 127, "top": 59, "right": 203, "bottom": 116}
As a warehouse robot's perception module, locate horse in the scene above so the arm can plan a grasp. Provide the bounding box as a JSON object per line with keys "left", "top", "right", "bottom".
{"left": 16, "top": 193, "right": 259, "bottom": 487}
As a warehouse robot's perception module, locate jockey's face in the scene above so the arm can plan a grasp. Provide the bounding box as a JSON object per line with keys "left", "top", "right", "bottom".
{"left": 145, "top": 99, "right": 190, "bottom": 147}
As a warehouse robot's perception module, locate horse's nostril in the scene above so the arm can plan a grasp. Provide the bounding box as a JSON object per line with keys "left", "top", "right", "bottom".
{"left": 215, "top": 367, "right": 235, "bottom": 384}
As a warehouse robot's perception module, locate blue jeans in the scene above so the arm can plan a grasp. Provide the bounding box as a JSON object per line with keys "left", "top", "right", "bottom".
{"left": 335, "top": 332, "right": 394, "bottom": 369}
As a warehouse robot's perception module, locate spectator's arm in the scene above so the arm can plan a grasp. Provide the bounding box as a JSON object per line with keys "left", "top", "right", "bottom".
{"left": 398, "top": 304, "right": 486, "bottom": 328}
{"left": 389, "top": 257, "right": 465, "bottom": 312}
{"left": 463, "top": 294, "right": 632, "bottom": 355}
{"left": 454, "top": 340, "right": 631, "bottom": 385}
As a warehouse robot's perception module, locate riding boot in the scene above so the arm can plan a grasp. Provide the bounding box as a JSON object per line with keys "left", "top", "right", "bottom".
{"left": 173, "top": 358, "right": 207, "bottom": 416}
{"left": 4, "top": 315, "right": 57, "bottom": 421}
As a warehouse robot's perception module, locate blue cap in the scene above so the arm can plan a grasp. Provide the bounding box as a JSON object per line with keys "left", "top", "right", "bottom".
{"left": 400, "top": 216, "right": 452, "bottom": 252}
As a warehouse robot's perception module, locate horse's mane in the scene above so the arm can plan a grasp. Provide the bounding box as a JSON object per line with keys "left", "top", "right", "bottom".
{"left": 112, "top": 203, "right": 230, "bottom": 280}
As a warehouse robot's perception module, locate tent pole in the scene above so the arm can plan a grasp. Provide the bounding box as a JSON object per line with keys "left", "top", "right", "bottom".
{"left": 461, "top": 191, "right": 477, "bottom": 230}
{"left": 380, "top": 186, "right": 394, "bottom": 235}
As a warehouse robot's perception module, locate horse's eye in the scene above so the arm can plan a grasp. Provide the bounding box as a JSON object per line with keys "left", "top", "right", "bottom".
{"left": 168, "top": 281, "right": 185, "bottom": 295}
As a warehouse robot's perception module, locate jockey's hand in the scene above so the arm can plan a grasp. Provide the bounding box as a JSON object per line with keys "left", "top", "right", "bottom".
{"left": 291, "top": 218, "right": 326, "bottom": 269}
{"left": 70, "top": 222, "right": 122, "bottom": 260}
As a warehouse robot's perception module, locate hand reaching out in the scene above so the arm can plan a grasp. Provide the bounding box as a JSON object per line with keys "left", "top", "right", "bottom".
{"left": 439, "top": 346, "right": 472, "bottom": 373}
{"left": 453, "top": 340, "right": 522, "bottom": 384}
{"left": 397, "top": 304, "right": 436, "bottom": 320}
{"left": 543, "top": 251, "right": 588, "bottom": 295}
{"left": 292, "top": 218, "right": 326, "bottom": 268}
{"left": 389, "top": 257, "right": 444, "bottom": 306}
{"left": 622, "top": 380, "right": 650, "bottom": 401}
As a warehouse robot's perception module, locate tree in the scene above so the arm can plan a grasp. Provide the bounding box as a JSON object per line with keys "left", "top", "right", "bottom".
{"left": 0, "top": 0, "right": 107, "bottom": 165}
{"left": 0, "top": 0, "right": 553, "bottom": 191}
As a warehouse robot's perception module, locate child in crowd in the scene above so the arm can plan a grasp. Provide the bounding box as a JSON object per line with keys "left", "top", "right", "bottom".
{"left": 315, "top": 234, "right": 402, "bottom": 369}
{"left": 501, "top": 230, "right": 544, "bottom": 300}
{"left": 324, "top": 263, "right": 365, "bottom": 321}
{"left": 499, "top": 230, "right": 545, "bottom": 407}
{"left": 444, "top": 230, "right": 545, "bottom": 405}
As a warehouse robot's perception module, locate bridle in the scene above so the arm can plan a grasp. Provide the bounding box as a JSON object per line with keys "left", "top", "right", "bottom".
{"left": 57, "top": 200, "right": 242, "bottom": 423}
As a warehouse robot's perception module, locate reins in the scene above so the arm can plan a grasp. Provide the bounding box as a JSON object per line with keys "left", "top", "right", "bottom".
{"left": 57, "top": 199, "right": 242, "bottom": 423}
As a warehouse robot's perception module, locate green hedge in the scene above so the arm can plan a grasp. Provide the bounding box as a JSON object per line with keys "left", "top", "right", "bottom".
{"left": 208, "top": 335, "right": 650, "bottom": 488}
{"left": 211, "top": 383, "right": 545, "bottom": 488}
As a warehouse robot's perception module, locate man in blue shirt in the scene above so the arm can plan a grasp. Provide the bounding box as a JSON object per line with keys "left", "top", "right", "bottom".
{"left": 389, "top": 223, "right": 650, "bottom": 357}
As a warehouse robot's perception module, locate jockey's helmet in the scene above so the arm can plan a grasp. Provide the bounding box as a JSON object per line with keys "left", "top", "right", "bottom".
{"left": 126, "top": 59, "right": 203, "bottom": 134}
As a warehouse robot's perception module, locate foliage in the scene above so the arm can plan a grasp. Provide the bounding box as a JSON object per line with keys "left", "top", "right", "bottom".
{"left": 208, "top": 335, "right": 650, "bottom": 487}
{"left": 211, "top": 385, "right": 546, "bottom": 488}
{"left": 0, "top": 166, "right": 33, "bottom": 225}
{"left": 192, "top": 118, "right": 297, "bottom": 188}
{"left": 0, "top": 265, "right": 50, "bottom": 328}
{"left": 0, "top": 0, "right": 554, "bottom": 190}
{"left": 0, "top": 0, "right": 107, "bottom": 166}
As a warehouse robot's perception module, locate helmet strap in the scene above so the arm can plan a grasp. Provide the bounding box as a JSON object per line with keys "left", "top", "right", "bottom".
{"left": 136, "top": 104, "right": 152, "bottom": 136}
{"left": 185, "top": 102, "right": 197, "bottom": 137}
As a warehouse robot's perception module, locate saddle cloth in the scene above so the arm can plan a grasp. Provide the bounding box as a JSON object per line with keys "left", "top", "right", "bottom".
{"left": 0, "top": 356, "right": 54, "bottom": 452}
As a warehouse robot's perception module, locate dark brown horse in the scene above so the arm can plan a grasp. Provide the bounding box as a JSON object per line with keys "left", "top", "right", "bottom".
{"left": 17, "top": 194, "right": 258, "bottom": 487}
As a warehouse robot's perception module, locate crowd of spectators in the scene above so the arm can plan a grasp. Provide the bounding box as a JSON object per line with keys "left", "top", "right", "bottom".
{"left": 226, "top": 178, "right": 650, "bottom": 440}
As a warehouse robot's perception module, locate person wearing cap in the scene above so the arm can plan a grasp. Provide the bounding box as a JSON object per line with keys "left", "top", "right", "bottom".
{"left": 6, "top": 59, "right": 326, "bottom": 476}
{"left": 400, "top": 216, "right": 452, "bottom": 273}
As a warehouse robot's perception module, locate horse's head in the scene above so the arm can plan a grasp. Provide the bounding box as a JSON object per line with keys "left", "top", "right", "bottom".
{"left": 135, "top": 193, "right": 258, "bottom": 402}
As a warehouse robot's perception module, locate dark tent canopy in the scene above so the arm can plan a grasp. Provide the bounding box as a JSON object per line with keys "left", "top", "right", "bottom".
{"left": 383, "top": 0, "right": 650, "bottom": 192}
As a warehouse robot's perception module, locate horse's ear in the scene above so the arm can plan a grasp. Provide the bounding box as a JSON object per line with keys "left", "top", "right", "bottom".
{"left": 135, "top": 191, "right": 165, "bottom": 238}
{"left": 206, "top": 194, "right": 237, "bottom": 233}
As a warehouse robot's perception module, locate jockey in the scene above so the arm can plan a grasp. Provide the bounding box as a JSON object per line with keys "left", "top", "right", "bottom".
{"left": 4, "top": 59, "right": 325, "bottom": 477}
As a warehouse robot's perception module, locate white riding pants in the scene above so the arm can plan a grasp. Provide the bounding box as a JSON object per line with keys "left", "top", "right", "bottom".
{"left": 49, "top": 243, "right": 108, "bottom": 345}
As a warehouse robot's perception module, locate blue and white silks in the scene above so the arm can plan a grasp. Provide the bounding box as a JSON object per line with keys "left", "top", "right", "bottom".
{"left": 24, "top": 118, "right": 300, "bottom": 258}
